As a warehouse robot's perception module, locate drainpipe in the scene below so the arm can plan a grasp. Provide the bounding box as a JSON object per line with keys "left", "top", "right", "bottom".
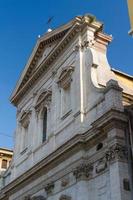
{"left": 125, "top": 106, "right": 133, "bottom": 198}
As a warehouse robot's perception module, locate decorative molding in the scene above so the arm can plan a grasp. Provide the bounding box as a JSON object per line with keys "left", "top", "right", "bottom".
{"left": 20, "top": 110, "right": 31, "bottom": 128}
{"left": 59, "top": 194, "right": 71, "bottom": 200}
{"left": 44, "top": 182, "right": 54, "bottom": 196}
{"left": 35, "top": 90, "right": 52, "bottom": 113}
{"left": 96, "top": 157, "right": 107, "bottom": 174}
{"left": 61, "top": 176, "right": 70, "bottom": 187}
{"left": 57, "top": 66, "right": 74, "bottom": 89}
{"left": 106, "top": 144, "right": 127, "bottom": 162}
{"left": 73, "top": 40, "right": 95, "bottom": 52}
{"left": 73, "top": 162, "right": 93, "bottom": 180}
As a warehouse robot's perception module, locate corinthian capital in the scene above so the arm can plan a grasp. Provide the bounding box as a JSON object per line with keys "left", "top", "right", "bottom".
{"left": 106, "top": 144, "right": 127, "bottom": 162}
{"left": 73, "top": 162, "right": 93, "bottom": 180}
{"left": 44, "top": 182, "right": 54, "bottom": 196}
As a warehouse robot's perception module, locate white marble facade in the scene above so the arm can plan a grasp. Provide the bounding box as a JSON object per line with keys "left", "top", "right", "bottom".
{"left": 0, "top": 15, "right": 133, "bottom": 200}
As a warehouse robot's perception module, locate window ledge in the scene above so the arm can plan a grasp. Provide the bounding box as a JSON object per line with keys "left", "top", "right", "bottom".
{"left": 61, "top": 109, "right": 72, "bottom": 120}
{"left": 20, "top": 147, "right": 28, "bottom": 155}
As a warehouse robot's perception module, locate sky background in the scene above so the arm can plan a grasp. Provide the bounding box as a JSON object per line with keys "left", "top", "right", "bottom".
{"left": 0, "top": 0, "right": 133, "bottom": 149}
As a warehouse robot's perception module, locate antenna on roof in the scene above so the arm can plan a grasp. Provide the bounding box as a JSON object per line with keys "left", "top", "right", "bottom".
{"left": 47, "top": 16, "right": 54, "bottom": 25}
{"left": 46, "top": 16, "right": 54, "bottom": 32}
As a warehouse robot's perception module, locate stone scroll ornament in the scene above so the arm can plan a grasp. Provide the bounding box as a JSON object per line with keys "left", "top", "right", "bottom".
{"left": 73, "top": 40, "right": 95, "bottom": 51}
{"left": 73, "top": 162, "right": 93, "bottom": 180}
{"left": 105, "top": 144, "right": 128, "bottom": 162}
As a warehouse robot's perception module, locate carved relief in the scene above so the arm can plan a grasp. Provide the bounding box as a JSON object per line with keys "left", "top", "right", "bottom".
{"left": 59, "top": 194, "right": 71, "bottom": 200}
{"left": 35, "top": 90, "right": 52, "bottom": 113}
{"left": 57, "top": 66, "right": 74, "bottom": 89}
{"left": 61, "top": 176, "right": 69, "bottom": 187}
{"left": 73, "top": 40, "right": 95, "bottom": 51}
{"left": 106, "top": 144, "right": 127, "bottom": 162}
{"left": 73, "top": 162, "right": 93, "bottom": 180}
{"left": 96, "top": 157, "right": 107, "bottom": 174}
{"left": 20, "top": 110, "right": 31, "bottom": 128}
{"left": 44, "top": 182, "right": 54, "bottom": 196}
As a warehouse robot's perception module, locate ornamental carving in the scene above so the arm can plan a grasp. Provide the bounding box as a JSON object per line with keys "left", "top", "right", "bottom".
{"left": 35, "top": 90, "right": 52, "bottom": 113}
{"left": 59, "top": 194, "right": 71, "bottom": 200}
{"left": 61, "top": 176, "right": 69, "bottom": 187}
{"left": 44, "top": 182, "right": 54, "bottom": 196}
{"left": 73, "top": 40, "right": 95, "bottom": 51}
{"left": 106, "top": 144, "right": 127, "bottom": 162}
{"left": 57, "top": 66, "right": 74, "bottom": 89}
{"left": 96, "top": 157, "right": 107, "bottom": 174}
{"left": 73, "top": 162, "right": 93, "bottom": 180}
{"left": 20, "top": 110, "right": 31, "bottom": 128}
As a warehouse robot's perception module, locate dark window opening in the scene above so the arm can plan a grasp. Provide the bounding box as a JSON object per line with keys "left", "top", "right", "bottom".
{"left": 96, "top": 143, "right": 103, "bottom": 151}
{"left": 123, "top": 179, "right": 130, "bottom": 191}
{"left": 42, "top": 108, "right": 47, "bottom": 142}
{"left": 1, "top": 159, "right": 8, "bottom": 169}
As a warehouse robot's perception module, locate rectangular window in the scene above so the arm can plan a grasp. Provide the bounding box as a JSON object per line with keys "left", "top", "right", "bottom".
{"left": 42, "top": 108, "right": 47, "bottom": 142}
{"left": 21, "top": 124, "right": 28, "bottom": 153}
{"left": 1, "top": 159, "right": 8, "bottom": 169}
{"left": 61, "top": 85, "right": 71, "bottom": 118}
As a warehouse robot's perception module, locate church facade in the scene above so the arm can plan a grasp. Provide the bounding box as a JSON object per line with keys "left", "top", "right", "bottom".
{"left": 0, "top": 14, "right": 133, "bottom": 200}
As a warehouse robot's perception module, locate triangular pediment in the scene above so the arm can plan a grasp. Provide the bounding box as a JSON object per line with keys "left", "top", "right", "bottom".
{"left": 11, "top": 29, "right": 70, "bottom": 97}
{"left": 10, "top": 18, "right": 79, "bottom": 105}
{"left": 11, "top": 14, "right": 104, "bottom": 105}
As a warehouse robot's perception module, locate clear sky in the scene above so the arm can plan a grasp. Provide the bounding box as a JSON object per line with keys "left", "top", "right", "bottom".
{"left": 0, "top": 0, "right": 133, "bottom": 149}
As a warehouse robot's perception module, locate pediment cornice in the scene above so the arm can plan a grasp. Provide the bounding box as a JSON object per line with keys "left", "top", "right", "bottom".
{"left": 35, "top": 90, "right": 52, "bottom": 112}
{"left": 11, "top": 14, "right": 109, "bottom": 106}
{"left": 57, "top": 66, "right": 74, "bottom": 89}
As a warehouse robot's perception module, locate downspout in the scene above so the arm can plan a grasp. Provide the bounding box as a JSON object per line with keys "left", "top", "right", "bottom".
{"left": 125, "top": 107, "right": 133, "bottom": 198}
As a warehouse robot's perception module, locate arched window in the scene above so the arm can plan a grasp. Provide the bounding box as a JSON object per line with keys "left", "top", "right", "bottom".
{"left": 42, "top": 108, "right": 47, "bottom": 142}
{"left": 35, "top": 90, "right": 52, "bottom": 144}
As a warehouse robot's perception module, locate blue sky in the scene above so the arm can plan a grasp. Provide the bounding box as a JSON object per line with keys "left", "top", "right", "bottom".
{"left": 0, "top": 0, "right": 133, "bottom": 149}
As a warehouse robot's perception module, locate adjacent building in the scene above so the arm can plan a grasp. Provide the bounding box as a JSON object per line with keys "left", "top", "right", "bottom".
{"left": 0, "top": 14, "right": 133, "bottom": 200}
{"left": 127, "top": 0, "right": 133, "bottom": 35}
{"left": 0, "top": 148, "right": 13, "bottom": 175}
{"left": 0, "top": 148, "right": 13, "bottom": 189}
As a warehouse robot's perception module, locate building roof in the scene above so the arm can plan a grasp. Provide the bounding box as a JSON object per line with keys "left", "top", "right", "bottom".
{"left": 0, "top": 148, "right": 13, "bottom": 156}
